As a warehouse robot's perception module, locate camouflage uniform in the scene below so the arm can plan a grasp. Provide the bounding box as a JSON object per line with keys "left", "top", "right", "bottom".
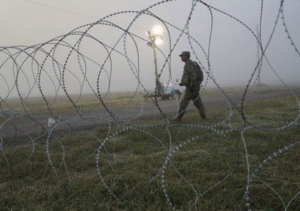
{"left": 177, "top": 59, "right": 206, "bottom": 120}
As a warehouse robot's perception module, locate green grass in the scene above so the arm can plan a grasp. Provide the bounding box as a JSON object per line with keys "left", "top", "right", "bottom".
{"left": 1, "top": 96, "right": 300, "bottom": 210}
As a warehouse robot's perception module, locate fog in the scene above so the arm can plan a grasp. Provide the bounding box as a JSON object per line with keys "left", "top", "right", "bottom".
{"left": 0, "top": 0, "right": 299, "bottom": 98}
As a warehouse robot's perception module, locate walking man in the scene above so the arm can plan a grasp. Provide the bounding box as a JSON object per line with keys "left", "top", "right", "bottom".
{"left": 173, "top": 51, "right": 207, "bottom": 122}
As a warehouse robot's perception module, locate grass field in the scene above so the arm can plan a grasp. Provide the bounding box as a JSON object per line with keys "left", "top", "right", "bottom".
{"left": 2, "top": 84, "right": 299, "bottom": 114}
{"left": 1, "top": 88, "right": 300, "bottom": 210}
{"left": 0, "top": 91, "right": 147, "bottom": 113}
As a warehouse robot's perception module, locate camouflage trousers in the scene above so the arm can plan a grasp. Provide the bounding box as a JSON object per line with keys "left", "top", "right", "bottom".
{"left": 177, "top": 90, "right": 205, "bottom": 119}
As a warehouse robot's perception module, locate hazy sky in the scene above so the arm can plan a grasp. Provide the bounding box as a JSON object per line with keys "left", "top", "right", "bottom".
{"left": 0, "top": 0, "right": 299, "bottom": 97}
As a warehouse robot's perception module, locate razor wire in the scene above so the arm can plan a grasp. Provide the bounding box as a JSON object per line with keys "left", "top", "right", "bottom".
{"left": 0, "top": 0, "right": 300, "bottom": 210}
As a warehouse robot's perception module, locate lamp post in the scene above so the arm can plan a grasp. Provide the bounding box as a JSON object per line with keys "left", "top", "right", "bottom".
{"left": 146, "top": 25, "right": 163, "bottom": 96}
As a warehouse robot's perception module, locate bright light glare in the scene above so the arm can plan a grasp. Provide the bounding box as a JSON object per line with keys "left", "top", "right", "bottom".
{"left": 152, "top": 25, "right": 163, "bottom": 35}
{"left": 155, "top": 37, "right": 163, "bottom": 45}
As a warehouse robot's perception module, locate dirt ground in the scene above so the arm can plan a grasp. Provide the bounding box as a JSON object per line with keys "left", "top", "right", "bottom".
{"left": 1, "top": 87, "right": 300, "bottom": 144}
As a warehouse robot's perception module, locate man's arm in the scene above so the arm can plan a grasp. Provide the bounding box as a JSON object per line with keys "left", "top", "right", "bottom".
{"left": 181, "top": 61, "right": 197, "bottom": 86}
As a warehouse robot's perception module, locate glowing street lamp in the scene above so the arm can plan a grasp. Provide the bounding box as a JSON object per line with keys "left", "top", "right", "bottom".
{"left": 152, "top": 25, "right": 163, "bottom": 36}
{"left": 146, "top": 25, "right": 164, "bottom": 96}
{"left": 154, "top": 36, "right": 163, "bottom": 45}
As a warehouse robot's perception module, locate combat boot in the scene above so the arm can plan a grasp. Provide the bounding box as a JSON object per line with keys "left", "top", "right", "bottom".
{"left": 200, "top": 113, "right": 207, "bottom": 120}
{"left": 172, "top": 117, "right": 182, "bottom": 123}
{"left": 173, "top": 110, "right": 185, "bottom": 123}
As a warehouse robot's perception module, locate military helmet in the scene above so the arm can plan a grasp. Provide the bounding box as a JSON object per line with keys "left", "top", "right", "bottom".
{"left": 179, "top": 51, "right": 190, "bottom": 57}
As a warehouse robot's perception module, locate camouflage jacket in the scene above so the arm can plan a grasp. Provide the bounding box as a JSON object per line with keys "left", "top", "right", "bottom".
{"left": 181, "top": 59, "right": 200, "bottom": 92}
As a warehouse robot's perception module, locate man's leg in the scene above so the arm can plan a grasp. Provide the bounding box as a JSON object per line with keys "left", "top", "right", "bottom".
{"left": 192, "top": 92, "right": 207, "bottom": 119}
{"left": 174, "top": 92, "right": 192, "bottom": 122}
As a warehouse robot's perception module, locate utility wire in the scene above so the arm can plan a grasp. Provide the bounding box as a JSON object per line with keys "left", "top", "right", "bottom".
{"left": 23, "top": 0, "right": 148, "bottom": 30}
{"left": 24, "top": 0, "right": 98, "bottom": 19}
{"left": 120, "top": 0, "right": 194, "bottom": 17}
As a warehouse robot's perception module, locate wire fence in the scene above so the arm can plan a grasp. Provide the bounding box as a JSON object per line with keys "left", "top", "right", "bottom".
{"left": 0, "top": 0, "right": 299, "bottom": 210}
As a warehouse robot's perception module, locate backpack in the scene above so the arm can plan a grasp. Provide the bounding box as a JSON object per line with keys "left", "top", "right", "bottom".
{"left": 193, "top": 62, "right": 204, "bottom": 83}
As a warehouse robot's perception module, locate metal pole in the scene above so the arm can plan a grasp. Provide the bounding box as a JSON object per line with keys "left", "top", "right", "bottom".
{"left": 151, "top": 38, "right": 162, "bottom": 96}
{"left": 147, "top": 31, "right": 162, "bottom": 97}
